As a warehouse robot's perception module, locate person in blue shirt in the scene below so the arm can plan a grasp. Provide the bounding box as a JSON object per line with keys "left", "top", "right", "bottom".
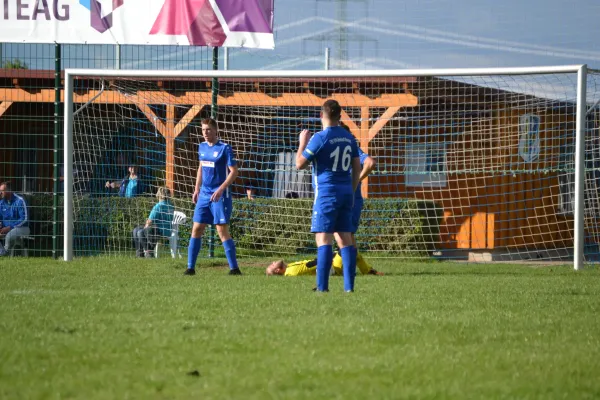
{"left": 132, "top": 187, "right": 174, "bottom": 258}
{"left": 332, "top": 123, "right": 381, "bottom": 276}
{"left": 295, "top": 100, "right": 362, "bottom": 292}
{"left": 0, "top": 182, "right": 30, "bottom": 256}
{"left": 186, "top": 118, "right": 241, "bottom": 276}
{"left": 105, "top": 165, "right": 142, "bottom": 198}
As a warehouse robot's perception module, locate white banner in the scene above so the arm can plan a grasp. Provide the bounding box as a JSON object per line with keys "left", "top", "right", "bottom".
{"left": 0, "top": 0, "right": 275, "bottom": 48}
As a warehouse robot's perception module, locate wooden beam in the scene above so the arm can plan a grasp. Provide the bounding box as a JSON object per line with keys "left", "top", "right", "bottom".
{"left": 359, "top": 107, "right": 371, "bottom": 198}
{"left": 0, "top": 101, "right": 13, "bottom": 118}
{"left": 0, "top": 88, "right": 418, "bottom": 108}
{"left": 360, "top": 107, "right": 370, "bottom": 142}
{"left": 368, "top": 106, "right": 401, "bottom": 140}
{"left": 137, "top": 104, "right": 166, "bottom": 134}
{"left": 340, "top": 110, "right": 359, "bottom": 134}
{"left": 165, "top": 105, "right": 176, "bottom": 193}
{"left": 174, "top": 104, "right": 204, "bottom": 137}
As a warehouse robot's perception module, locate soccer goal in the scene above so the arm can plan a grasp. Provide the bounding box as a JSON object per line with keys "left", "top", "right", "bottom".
{"left": 63, "top": 65, "right": 599, "bottom": 269}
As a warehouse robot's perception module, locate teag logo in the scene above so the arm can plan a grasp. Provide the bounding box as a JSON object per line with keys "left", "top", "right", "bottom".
{"left": 79, "top": 0, "right": 124, "bottom": 33}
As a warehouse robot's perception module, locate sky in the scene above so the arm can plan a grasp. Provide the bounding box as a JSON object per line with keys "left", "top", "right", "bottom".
{"left": 230, "top": 0, "right": 600, "bottom": 71}
{"left": 2, "top": 0, "right": 599, "bottom": 72}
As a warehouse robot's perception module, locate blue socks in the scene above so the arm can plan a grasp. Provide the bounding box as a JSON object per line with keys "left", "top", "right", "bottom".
{"left": 316, "top": 245, "right": 333, "bottom": 291}
{"left": 187, "top": 237, "right": 238, "bottom": 271}
{"left": 223, "top": 238, "right": 239, "bottom": 270}
{"left": 187, "top": 237, "right": 202, "bottom": 270}
{"left": 341, "top": 246, "right": 357, "bottom": 292}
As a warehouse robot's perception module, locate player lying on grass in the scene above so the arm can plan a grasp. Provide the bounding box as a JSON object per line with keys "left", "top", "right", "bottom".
{"left": 265, "top": 253, "right": 384, "bottom": 276}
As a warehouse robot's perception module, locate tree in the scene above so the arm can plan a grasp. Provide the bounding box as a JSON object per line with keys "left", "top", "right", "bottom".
{"left": 2, "top": 59, "right": 28, "bottom": 69}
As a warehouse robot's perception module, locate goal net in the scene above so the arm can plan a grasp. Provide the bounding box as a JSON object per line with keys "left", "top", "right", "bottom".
{"left": 64, "top": 67, "right": 600, "bottom": 267}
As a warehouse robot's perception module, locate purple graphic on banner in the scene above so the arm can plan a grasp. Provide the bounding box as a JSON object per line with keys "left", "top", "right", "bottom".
{"left": 80, "top": 0, "right": 125, "bottom": 33}
{"left": 214, "top": 0, "right": 273, "bottom": 33}
{"left": 150, "top": 0, "right": 274, "bottom": 47}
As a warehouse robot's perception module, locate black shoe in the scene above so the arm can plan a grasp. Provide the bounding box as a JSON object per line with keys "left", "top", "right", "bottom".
{"left": 228, "top": 268, "right": 242, "bottom": 275}
{"left": 184, "top": 269, "right": 196, "bottom": 276}
{"left": 312, "top": 287, "right": 329, "bottom": 292}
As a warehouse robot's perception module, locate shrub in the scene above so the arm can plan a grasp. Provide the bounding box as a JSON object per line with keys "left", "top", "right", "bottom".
{"left": 21, "top": 195, "right": 442, "bottom": 257}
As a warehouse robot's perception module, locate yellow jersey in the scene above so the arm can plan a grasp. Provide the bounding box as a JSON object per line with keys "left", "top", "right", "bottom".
{"left": 283, "top": 258, "right": 343, "bottom": 276}
{"left": 284, "top": 259, "right": 318, "bottom": 276}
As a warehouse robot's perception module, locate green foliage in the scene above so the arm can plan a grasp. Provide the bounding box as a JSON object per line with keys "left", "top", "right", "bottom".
{"left": 2, "top": 58, "right": 28, "bottom": 69}
{"left": 23, "top": 195, "right": 442, "bottom": 257}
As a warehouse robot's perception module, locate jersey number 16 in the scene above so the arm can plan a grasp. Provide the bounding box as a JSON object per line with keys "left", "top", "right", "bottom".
{"left": 330, "top": 145, "right": 352, "bottom": 172}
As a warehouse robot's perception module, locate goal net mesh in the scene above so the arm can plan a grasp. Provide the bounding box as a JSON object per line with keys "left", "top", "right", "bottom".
{"left": 69, "top": 70, "right": 600, "bottom": 262}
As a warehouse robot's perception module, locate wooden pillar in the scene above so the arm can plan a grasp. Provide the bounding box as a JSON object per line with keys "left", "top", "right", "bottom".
{"left": 359, "top": 107, "right": 370, "bottom": 198}
{"left": 341, "top": 106, "right": 401, "bottom": 198}
{"left": 137, "top": 103, "right": 204, "bottom": 194}
{"left": 165, "top": 105, "right": 175, "bottom": 193}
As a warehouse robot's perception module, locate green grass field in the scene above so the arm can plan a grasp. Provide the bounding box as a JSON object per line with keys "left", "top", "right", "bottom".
{"left": 1, "top": 257, "right": 599, "bottom": 399}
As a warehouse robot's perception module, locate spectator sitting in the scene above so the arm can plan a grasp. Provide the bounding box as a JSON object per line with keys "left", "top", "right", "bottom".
{"left": 106, "top": 165, "right": 142, "bottom": 198}
{"left": 245, "top": 180, "right": 259, "bottom": 200}
{"left": 0, "top": 182, "right": 29, "bottom": 257}
{"left": 132, "top": 187, "right": 174, "bottom": 258}
{"left": 285, "top": 191, "right": 299, "bottom": 199}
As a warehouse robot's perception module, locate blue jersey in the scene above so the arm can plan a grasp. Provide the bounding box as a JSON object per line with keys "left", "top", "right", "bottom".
{"left": 302, "top": 126, "right": 359, "bottom": 195}
{"left": 198, "top": 140, "right": 237, "bottom": 197}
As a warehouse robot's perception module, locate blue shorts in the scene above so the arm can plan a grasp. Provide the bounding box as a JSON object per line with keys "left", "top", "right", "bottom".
{"left": 311, "top": 191, "right": 354, "bottom": 233}
{"left": 193, "top": 195, "right": 232, "bottom": 225}
{"left": 351, "top": 197, "right": 364, "bottom": 234}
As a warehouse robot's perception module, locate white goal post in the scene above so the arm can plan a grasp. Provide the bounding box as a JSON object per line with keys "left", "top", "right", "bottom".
{"left": 63, "top": 65, "right": 590, "bottom": 269}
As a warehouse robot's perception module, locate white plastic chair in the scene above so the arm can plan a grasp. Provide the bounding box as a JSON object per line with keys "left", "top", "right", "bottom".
{"left": 155, "top": 211, "right": 187, "bottom": 259}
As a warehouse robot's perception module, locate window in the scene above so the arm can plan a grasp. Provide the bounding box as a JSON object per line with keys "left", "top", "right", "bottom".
{"left": 405, "top": 142, "right": 447, "bottom": 187}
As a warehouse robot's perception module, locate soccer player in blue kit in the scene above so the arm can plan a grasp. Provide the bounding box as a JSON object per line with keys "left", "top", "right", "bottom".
{"left": 185, "top": 118, "right": 242, "bottom": 276}
{"left": 295, "top": 100, "right": 362, "bottom": 292}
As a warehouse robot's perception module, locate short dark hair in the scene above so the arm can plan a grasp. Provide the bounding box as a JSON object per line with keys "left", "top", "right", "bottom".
{"left": 201, "top": 118, "right": 218, "bottom": 130}
{"left": 0, "top": 181, "right": 10, "bottom": 190}
{"left": 285, "top": 191, "right": 299, "bottom": 199}
{"left": 322, "top": 99, "right": 341, "bottom": 122}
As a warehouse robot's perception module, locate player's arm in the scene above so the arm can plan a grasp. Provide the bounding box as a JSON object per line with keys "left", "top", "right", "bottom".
{"left": 210, "top": 145, "right": 239, "bottom": 202}
{"left": 192, "top": 163, "right": 202, "bottom": 204}
{"left": 359, "top": 156, "right": 376, "bottom": 182}
{"left": 145, "top": 204, "right": 158, "bottom": 229}
{"left": 296, "top": 129, "right": 312, "bottom": 170}
{"left": 210, "top": 165, "right": 239, "bottom": 202}
{"left": 105, "top": 180, "right": 121, "bottom": 189}
{"left": 350, "top": 141, "right": 362, "bottom": 193}
{"left": 351, "top": 157, "right": 361, "bottom": 193}
{"left": 7, "top": 197, "right": 28, "bottom": 230}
